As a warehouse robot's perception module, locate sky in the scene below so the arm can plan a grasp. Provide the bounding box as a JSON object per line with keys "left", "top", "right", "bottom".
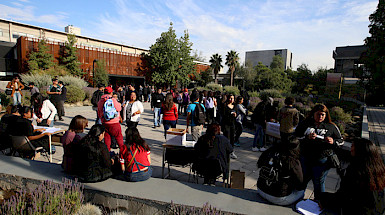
{"left": 0, "top": 0, "right": 378, "bottom": 71}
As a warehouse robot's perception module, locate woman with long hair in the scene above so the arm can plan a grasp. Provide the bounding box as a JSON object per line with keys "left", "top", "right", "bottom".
{"left": 61, "top": 115, "right": 88, "bottom": 173}
{"left": 204, "top": 91, "right": 217, "bottom": 125}
{"left": 122, "top": 91, "right": 144, "bottom": 128}
{"left": 234, "top": 96, "right": 247, "bottom": 147}
{"left": 221, "top": 94, "right": 238, "bottom": 159}
{"left": 193, "top": 123, "right": 233, "bottom": 185}
{"left": 295, "top": 104, "right": 343, "bottom": 200}
{"left": 320, "top": 138, "right": 385, "bottom": 214}
{"left": 73, "top": 124, "right": 113, "bottom": 182}
{"left": 119, "top": 127, "right": 152, "bottom": 182}
{"left": 161, "top": 93, "right": 178, "bottom": 139}
{"left": 31, "top": 92, "right": 57, "bottom": 127}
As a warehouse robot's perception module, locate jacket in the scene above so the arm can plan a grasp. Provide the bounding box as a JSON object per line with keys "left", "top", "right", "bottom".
{"left": 32, "top": 99, "right": 57, "bottom": 121}
{"left": 122, "top": 100, "right": 144, "bottom": 122}
{"left": 97, "top": 94, "right": 122, "bottom": 124}
{"left": 277, "top": 106, "right": 299, "bottom": 133}
{"left": 151, "top": 93, "right": 164, "bottom": 108}
{"left": 161, "top": 103, "right": 178, "bottom": 121}
{"left": 6, "top": 80, "right": 25, "bottom": 96}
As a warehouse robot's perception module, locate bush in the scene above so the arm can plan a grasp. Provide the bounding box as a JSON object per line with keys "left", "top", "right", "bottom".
{"left": 205, "top": 83, "right": 223, "bottom": 92}
{"left": 66, "top": 85, "right": 85, "bottom": 103}
{"left": 223, "top": 86, "right": 240, "bottom": 95}
{"left": 0, "top": 90, "right": 11, "bottom": 108}
{"left": 1, "top": 179, "right": 84, "bottom": 214}
{"left": 169, "top": 202, "right": 223, "bottom": 215}
{"left": 259, "top": 89, "right": 282, "bottom": 100}
{"left": 60, "top": 75, "right": 88, "bottom": 89}
{"left": 249, "top": 91, "right": 259, "bottom": 97}
{"left": 196, "top": 87, "right": 209, "bottom": 92}
{"left": 82, "top": 87, "right": 96, "bottom": 100}
{"left": 330, "top": 106, "right": 352, "bottom": 135}
{"left": 20, "top": 73, "right": 52, "bottom": 88}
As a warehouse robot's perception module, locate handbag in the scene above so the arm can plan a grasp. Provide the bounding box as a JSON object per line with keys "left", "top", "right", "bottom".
{"left": 5, "top": 89, "right": 12, "bottom": 95}
{"left": 37, "top": 111, "right": 52, "bottom": 127}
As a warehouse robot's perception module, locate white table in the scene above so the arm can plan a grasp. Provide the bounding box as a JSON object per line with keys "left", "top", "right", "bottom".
{"left": 33, "top": 126, "right": 66, "bottom": 162}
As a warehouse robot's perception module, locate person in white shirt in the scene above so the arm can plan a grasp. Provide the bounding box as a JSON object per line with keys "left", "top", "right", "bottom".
{"left": 123, "top": 91, "right": 144, "bottom": 128}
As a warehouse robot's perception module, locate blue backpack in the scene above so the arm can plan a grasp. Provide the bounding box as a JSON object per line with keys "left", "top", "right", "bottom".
{"left": 103, "top": 98, "right": 118, "bottom": 121}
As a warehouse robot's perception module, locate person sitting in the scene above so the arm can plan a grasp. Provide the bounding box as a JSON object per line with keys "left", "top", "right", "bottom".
{"left": 7, "top": 106, "right": 52, "bottom": 156}
{"left": 0, "top": 105, "right": 21, "bottom": 150}
{"left": 72, "top": 124, "right": 113, "bottom": 182}
{"left": 256, "top": 135, "right": 304, "bottom": 206}
{"left": 61, "top": 115, "right": 88, "bottom": 173}
{"left": 319, "top": 138, "right": 385, "bottom": 214}
{"left": 193, "top": 123, "right": 233, "bottom": 185}
{"left": 119, "top": 127, "right": 152, "bottom": 182}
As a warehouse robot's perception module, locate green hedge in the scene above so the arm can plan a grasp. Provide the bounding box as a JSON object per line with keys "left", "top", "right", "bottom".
{"left": 66, "top": 85, "right": 85, "bottom": 103}
{"left": 206, "top": 83, "right": 223, "bottom": 92}
{"left": 223, "top": 86, "right": 240, "bottom": 95}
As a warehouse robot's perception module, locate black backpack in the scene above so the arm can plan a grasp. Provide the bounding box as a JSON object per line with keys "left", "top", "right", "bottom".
{"left": 259, "top": 152, "right": 288, "bottom": 186}
{"left": 91, "top": 90, "right": 102, "bottom": 107}
{"left": 193, "top": 103, "right": 206, "bottom": 125}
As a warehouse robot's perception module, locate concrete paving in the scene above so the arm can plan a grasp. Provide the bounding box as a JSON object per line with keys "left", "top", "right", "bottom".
{"left": 366, "top": 107, "right": 385, "bottom": 156}
{"left": 34, "top": 102, "right": 340, "bottom": 199}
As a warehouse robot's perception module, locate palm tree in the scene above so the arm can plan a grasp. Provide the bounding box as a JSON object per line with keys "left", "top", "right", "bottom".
{"left": 209, "top": 53, "right": 223, "bottom": 84}
{"left": 225, "top": 50, "right": 239, "bottom": 86}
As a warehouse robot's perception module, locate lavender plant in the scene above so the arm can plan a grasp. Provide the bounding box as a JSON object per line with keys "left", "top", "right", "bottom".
{"left": 169, "top": 201, "right": 223, "bottom": 215}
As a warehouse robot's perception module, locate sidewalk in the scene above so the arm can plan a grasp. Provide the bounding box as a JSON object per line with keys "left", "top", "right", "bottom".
{"left": 365, "top": 107, "right": 385, "bottom": 157}
{"left": 36, "top": 102, "right": 340, "bottom": 199}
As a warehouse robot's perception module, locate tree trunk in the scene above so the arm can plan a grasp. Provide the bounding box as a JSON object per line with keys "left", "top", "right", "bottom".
{"left": 230, "top": 68, "right": 234, "bottom": 86}
{"left": 215, "top": 73, "right": 218, "bottom": 84}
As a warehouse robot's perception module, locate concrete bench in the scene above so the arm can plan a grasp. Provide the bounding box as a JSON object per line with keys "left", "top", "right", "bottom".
{"left": 0, "top": 154, "right": 298, "bottom": 214}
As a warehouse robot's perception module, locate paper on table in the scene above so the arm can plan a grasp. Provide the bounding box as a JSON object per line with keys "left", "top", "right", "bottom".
{"left": 33, "top": 126, "right": 62, "bottom": 134}
{"left": 296, "top": 199, "right": 323, "bottom": 215}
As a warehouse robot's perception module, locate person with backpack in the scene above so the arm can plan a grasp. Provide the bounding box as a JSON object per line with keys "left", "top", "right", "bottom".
{"left": 182, "top": 88, "right": 190, "bottom": 116}
{"left": 251, "top": 97, "right": 274, "bottom": 152}
{"left": 91, "top": 84, "right": 105, "bottom": 125}
{"left": 221, "top": 94, "right": 238, "bottom": 159}
{"left": 204, "top": 91, "right": 217, "bottom": 125}
{"left": 97, "top": 86, "right": 123, "bottom": 151}
{"left": 122, "top": 91, "right": 144, "bottom": 129}
{"left": 257, "top": 135, "right": 304, "bottom": 206}
{"left": 186, "top": 91, "right": 205, "bottom": 142}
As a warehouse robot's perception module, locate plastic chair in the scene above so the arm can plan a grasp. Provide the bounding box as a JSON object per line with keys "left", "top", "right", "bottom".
{"left": 10, "top": 136, "right": 48, "bottom": 160}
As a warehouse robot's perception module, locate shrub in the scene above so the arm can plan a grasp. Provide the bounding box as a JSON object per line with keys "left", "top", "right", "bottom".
{"left": 0, "top": 179, "right": 84, "bottom": 215}
{"left": 0, "top": 90, "right": 11, "bottom": 108}
{"left": 196, "top": 87, "right": 209, "bottom": 92}
{"left": 20, "top": 73, "right": 52, "bottom": 88}
{"left": 66, "top": 85, "right": 85, "bottom": 103}
{"left": 249, "top": 91, "right": 259, "bottom": 97}
{"left": 83, "top": 87, "right": 97, "bottom": 100}
{"left": 75, "top": 203, "right": 102, "bottom": 215}
{"left": 223, "top": 86, "right": 240, "bottom": 96}
{"left": 248, "top": 97, "right": 262, "bottom": 111}
{"left": 259, "top": 89, "right": 282, "bottom": 100}
{"left": 205, "top": 83, "right": 223, "bottom": 92}
{"left": 60, "top": 75, "right": 88, "bottom": 89}
{"left": 169, "top": 202, "right": 223, "bottom": 215}
{"left": 330, "top": 106, "right": 352, "bottom": 135}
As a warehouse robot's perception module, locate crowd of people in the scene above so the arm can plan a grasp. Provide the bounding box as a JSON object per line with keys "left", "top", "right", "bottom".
{"left": 1, "top": 79, "right": 385, "bottom": 213}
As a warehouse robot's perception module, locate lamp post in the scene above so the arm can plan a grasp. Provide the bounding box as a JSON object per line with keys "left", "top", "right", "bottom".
{"left": 92, "top": 59, "right": 98, "bottom": 87}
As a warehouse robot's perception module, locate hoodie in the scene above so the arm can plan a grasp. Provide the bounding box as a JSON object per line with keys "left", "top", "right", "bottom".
{"left": 97, "top": 94, "right": 122, "bottom": 124}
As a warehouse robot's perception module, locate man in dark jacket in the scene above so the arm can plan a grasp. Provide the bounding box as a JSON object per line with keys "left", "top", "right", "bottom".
{"left": 57, "top": 81, "right": 67, "bottom": 121}
{"left": 91, "top": 84, "right": 105, "bottom": 124}
{"left": 151, "top": 88, "right": 164, "bottom": 128}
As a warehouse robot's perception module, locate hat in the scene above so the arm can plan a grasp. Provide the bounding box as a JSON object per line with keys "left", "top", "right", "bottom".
{"left": 104, "top": 86, "right": 113, "bottom": 94}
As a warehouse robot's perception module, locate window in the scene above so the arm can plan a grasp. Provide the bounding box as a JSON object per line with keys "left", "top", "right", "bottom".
{"left": 12, "top": 33, "right": 19, "bottom": 39}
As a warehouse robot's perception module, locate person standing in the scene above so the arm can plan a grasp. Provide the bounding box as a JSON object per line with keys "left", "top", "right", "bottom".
{"left": 123, "top": 91, "right": 144, "bottom": 129}
{"left": 57, "top": 81, "right": 67, "bottom": 121}
{"left": 7, "top": 75, "right": 25, "bottom": 105}
{"left": 277, "top": 97, "right": 299, "bottom": 143}
{"left": 162, "top": 93, "right": 178, "bottom": 139}
{"left": 28, "top": 82, "right": 39, "bottom": 96}
{"left": 91, "top": 84, "right": 105, "bottom": 125}
{"left": 186, "top": 91, "right": 205, "bottom": 142}
{"left": 46, "top": 78, "right": 62, "bottom": 121}
{"left": 143, "top": 85, "right": 148, "bottom": 102}
{"left": 251, "top": 97, "right": 274, "bottom": 152}
{"left": 221, "top": 94, "right": 238, "bottom": 159}
{"left": 151, "top": 88, "right": 164, "bottom": 128}
{"left": 234, "top": 96, "right": 247, "bottom": 147}
{"left": 97, "top": 86, "right": 123, "bottom": 151}
{"left": 204, "top": 91, "right": 217, "bottom": 125}
{"left": 182, "top": 88, "right": 190, "bottom": 116}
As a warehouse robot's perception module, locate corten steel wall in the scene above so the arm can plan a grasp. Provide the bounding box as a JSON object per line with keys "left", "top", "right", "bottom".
{"left": 17, "top": 37, "right": 142, "bottom": 82}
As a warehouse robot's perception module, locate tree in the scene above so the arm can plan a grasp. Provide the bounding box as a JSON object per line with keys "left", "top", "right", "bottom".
{"left": 291, "top": 64, "right": 313, "bottom": 94}
{"left": 27, "top": 39, "right": 55, "bottom": 73}
{"left": 225, "top": 50, "right": 239, "bottom": 86}
{"left": 254, "top": 62, "right": 292, "bottom": 92}
{"left": 270, "top": 55, "right": 284, "bottom": 70}
{"left": 361, "top": 0, "right": 385, "bottom": 105}
{"left": 178, "top": 30, "right": 195, "bottom": 88}
{"left": 209, "top": 53, "right": 223, "bottom": 84}
{"left": 61, "top": 34, "right": 82, "bottom": 77}
{"left": 235, "top": 61, "right": 257, "bottom": 90}
{"left": 93, "top": 60, "right": 108, "bottom": 87}
{"left": 197, "top": 68, "right": 212, "bottom": 86}
{"left": 192, "top": 49, "right": 206, "bottom": 62}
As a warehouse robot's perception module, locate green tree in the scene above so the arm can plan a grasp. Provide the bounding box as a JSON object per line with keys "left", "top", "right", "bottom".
{"left": 253, "top": 62, "right": 292, "bottom": 92}
{"left": 209, "top": 53, "right": 223, "bottom": 84}
{"left": 361, "top": 0, "right": 385, "bottom": 105}
{"left": 270, "top": 55, "right": 284, "bottom": 70}
{"left": 197, "top": 68, "right": 212, "bottom": 86}
{"left": 225, "top": 50, "right": 239, "bottom": 86}
{"left": 93, "top": 60, "right": 108, "bottom": 87}
{"left": 192, "top": 49, "right": 206, "bottom": 62}
{"left": 235, "top": 61, "right": 257, "bottom": 90}
{"left": 291, "top": 64, "right": 313, "bottom": 94}
{"left": 178, "top": 30, "right": 195, "bottom": 88}
{"left": 27, "top": 39, "right": 55, "bottom": 73}
{"left": 61, "top": 34, "right": 82, "bottom": 77}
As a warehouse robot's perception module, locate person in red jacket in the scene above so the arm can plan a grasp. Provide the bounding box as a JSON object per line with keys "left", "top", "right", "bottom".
{"left": 97, "top": 86, "right": 123, "bottom": 151}
{"left": 161, "top": 93, "right": 178, "bottom": 139}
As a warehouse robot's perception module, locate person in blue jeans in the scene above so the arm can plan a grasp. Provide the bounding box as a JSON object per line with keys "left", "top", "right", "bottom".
{"left": 295, "top": 104, "right": 343, "bottom": 200}
{"left": 151, "top": 88, "right": 164, "bottom": 128}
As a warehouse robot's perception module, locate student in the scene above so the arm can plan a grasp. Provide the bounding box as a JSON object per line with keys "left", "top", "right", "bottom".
{"left": 193, "top": 123, "right": 233, "bottom": 185}
{"left": 234, "top": 96, "right": 247, "bottom": 147}
{"left": 277, "top": 97, "right": 299, "bottom": 143}
{"left": 28, "top": 82, "right": 40, "bottom": 97}
{"left": 46, "top": 78, "right": 62, "bottom": 121}
{"left": 251, "top": 97, "right": 274, "bottom": 152}
{"left": 161, "top": 93, "right": 178, "bottom": 139}
{"left": 73, "top": 124, "right": 113, "bottom": 182}
{"left": 122, "top": 91, "right": 144, "bottom": 129}
{"left": 57, "top": 81, "right": 67, "bottom": 121}
{"left": 257, "top": 136, "right": 304, "bottom": 206}
{"left": 91, "top": 84, "right": 105, "bottom": 125}
{"left": 6, "top": 75, "right": 25, "bottom": 105}
{"left": 186, "top": 91, "right": 205, "bottom": 142}
{"left": 119, "top": 127, "right": 152, "bottom": 182}
{"left": 61, "top": 115, "right": 88, "bottom": 173}
{"left": 319, "top": 138, "right": 385, "bottom": 214}
{"left": 97, "top": 86, "right": 123, "bottom": 151}
{"left": 221, "top": 94, "right": 237, "bottom": 159}
{"left": 204, "top": 91, "right": 217, "bottom": 125}
{"left": 31, "top": 93, "right": 57, "bottom": 127}
{"left": 295, "top": 104, "right": 343, "bottom": 200}
{"left": 151, "top": 88, "right": 164, "bottom": 128}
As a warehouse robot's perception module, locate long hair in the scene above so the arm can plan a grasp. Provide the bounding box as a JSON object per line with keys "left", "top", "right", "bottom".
{"left": 200, "top": 123, "right": 221, "bottom": 148}
{"left": 351, "top": 138, "right": 385, "bottom": 191}
{"left": 31, "top": 92, "right": 48, "bottom": 108}
{"left": 125, "top": 127, "right": 150, "bottom": 152}
{"left": 307, "top": 104, "right": 333, "bottom": 124}
{"left": 225, "top": 94, "right": 234, "bottom": 105}
{"left": 163, "top": 93, "right": 174, "bottom": 111}
{"left": 69, "top": 115, "right": 88, "bottom": 133}
{"left": 236, "top": 96, "right": 243, "bottom": 105}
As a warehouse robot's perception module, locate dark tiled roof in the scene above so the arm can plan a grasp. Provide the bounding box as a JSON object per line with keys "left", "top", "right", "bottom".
{"left": 333, "top": 45, "right": 367, "bottom": 59}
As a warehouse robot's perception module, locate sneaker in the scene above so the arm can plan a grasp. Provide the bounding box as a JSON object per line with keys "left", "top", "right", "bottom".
{"left": 252, "top": 147, "right": 259, "bottom": 152}
{"left": 230, "top": 152, "right": 238, "bottom": 159}
{"left": 259, "top": 147, "right": 267, "bottom": 152}
{"left": 58, "top": 118, "right": 64, "bottom": 121}
{"left": 152, "top": 126, "right": 156, "bottom": 128}
{"left": 234, "top": 142, "right": 241, "bottom": 147}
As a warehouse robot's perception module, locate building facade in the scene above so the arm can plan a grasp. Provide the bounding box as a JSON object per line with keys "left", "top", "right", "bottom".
{"left": 245, "top": 49, "right": 293, "bottom": 70}
{"left": 332, "top": 45, "right": 367, "bottom": 78}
